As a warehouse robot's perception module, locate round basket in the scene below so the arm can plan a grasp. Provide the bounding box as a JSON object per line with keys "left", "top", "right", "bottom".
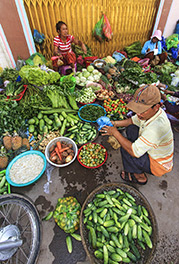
{"left": 77, "top": 143, "right": 107, "bottom": 169}
{"left": 80, "top": 183, "right": 158, "bottom": 264}
{"left": 78, "top": 104, "right": 106, "bottom": 123}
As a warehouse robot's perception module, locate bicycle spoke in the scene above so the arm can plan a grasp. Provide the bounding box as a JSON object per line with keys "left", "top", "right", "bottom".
{"left": 0, "top": 196, "right": 40, "bottom": 264}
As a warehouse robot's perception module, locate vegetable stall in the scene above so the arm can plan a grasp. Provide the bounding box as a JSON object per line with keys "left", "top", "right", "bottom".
{"left": 0, "top": 47, "right": 178, "bottom": 263}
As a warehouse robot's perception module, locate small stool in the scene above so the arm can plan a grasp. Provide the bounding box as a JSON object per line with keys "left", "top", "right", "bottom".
{"left": 59, "top": 63, "right": 77, "bottom": 75}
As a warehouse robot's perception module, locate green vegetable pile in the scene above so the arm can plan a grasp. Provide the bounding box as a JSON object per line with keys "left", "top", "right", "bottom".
{"left": 0, "top": 68, "right": 19, "bottom": 82}
{"left": 79, "top": 104, "right": 106, "bottom": 122}
{"left": 0, "top": 170, "right": 10, "bottom": 195}
{"left": 19, "top": 65, "right": 61, "bottom": 86}
{"left": 65, "top": 122, "right": 97, "bottom": 145}
{"left": 83, "top": 187, "right": 154, "bottom": 263}
{"left": 124, "top": 41, "right": 142, "bottom": 58}
{"left": 0, "top": 100, "right": 28, "bottom": 135}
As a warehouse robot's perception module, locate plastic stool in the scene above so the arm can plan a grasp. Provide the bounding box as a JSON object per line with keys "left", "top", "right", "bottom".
{"left": 59, "top": 63, "right": 77, "bottom": 75}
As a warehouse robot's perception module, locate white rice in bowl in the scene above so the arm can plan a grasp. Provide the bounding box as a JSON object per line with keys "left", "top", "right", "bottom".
{"left": 9, "top": 154, "right": 44, "bottom": 184}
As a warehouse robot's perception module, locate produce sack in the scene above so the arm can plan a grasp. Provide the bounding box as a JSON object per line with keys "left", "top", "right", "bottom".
{"left": 25, "top": 52, "right": 47, "bottom": 66}
{"left": 92, "top": 16, "right": 104, "bottom": 42}
{"left": 53, "top": 196, "right": 81, "bottom": 233}
{"left": 102, "top": 14, "right": 112, "bottom": 41}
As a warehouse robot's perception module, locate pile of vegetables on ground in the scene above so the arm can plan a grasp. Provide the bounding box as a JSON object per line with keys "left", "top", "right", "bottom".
{"left": 82, "top": 187, "right": 153, "bottom": 263}
{"left": 0, "top": 48, "right": 179, "bottom": 171}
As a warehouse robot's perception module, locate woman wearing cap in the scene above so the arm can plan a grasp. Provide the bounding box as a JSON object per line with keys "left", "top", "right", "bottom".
{"left": 141, "top": 29, "right": 167, "bottom": 65}
{"left": 53, "top": 21, "right": 87, "bottom": 72}
{"left": 100, "top": 85, "right": 174, "bottom": 184}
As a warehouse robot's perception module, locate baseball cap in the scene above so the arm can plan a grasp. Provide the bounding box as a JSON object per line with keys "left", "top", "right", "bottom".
{"left": 151, "top": 29, "right": 162, "bottom": 41}
{"left": 126, "top": 85, "right": 161, "bottom": 114}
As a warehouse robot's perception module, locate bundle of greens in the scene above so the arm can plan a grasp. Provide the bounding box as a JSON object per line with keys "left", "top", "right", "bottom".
{"left": 0, "top": 68, "right": 19, "bottom": 82}
{"left": 124, "top": 41, "right": 142, "bottom": 58}
{"left": 154, "top": 61, "right": 177, "bottom": 75}
{"left": 19, "top": 65, "right": 61, "bottom": 86}
{"left": 43, "top": 85, "right": 71, "bottom": 109}
{"left": 0, "top": 100, "right": 28, "bottom": 134}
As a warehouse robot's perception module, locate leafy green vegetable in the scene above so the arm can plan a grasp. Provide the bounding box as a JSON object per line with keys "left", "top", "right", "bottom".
{"left": 124, "top": 41, "right": 142, "bottom": 58}
{"left": 0, "top": 68, "right": 19, "bottom": 82}
{"left": 79, "top": 105, "right": 105, "bottom": 121}
{"left": 0, "top": 100, "right": 28, "bottom": 135}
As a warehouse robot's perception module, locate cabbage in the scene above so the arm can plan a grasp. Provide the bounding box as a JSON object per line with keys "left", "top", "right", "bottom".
{"left": 76, "top": 71, "right": 81, "bottom": 76}
{"left": 87, "top": 65, "right": 94, "bottom": 73}
{"left": 93, "top": 69, "right": 99, "bottom": 75}
{"left": 87, "top": 76, "right": 94, "bottom": 81}
{"left": 93, "top": 74, "right": 100, "bottom": 81}
{"left": 175, "top": 70, "right": 179, "bottom": 77}
{"left": 75, "top": 76, "right": 80, "bottom": 82}
{"left": 78, "top": 72, "right": 83, "bottom": 78}
{"left": 80, "top": 76, "right": 86, "bottom": 83}
{"left": 82, "top": 68, "right": 87, "bottom": 72}
{"left": 83, "top": 71, "right": 90, "bottom": 78}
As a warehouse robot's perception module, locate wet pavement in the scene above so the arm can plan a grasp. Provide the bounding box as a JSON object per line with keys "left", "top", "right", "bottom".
{"left": 11, "top": 129, "right": 179, "bottom": 264}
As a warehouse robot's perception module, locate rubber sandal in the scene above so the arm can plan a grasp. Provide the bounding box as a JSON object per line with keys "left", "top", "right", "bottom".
{"left": 120, "top": 171, "right": 148, "bottom": 185}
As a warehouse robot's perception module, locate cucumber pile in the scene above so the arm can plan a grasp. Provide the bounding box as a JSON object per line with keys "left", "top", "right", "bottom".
{"left": 83, "top": 188, "right": 153, "bottom": 263}
{"left": 65, "top": 122, "right": 97, "bottom": 145}
{"left": 28, "top": 111, "right": 80, "bottom": 137}
{"left": 0, "top": 170, "right": 10, "bottom": 195}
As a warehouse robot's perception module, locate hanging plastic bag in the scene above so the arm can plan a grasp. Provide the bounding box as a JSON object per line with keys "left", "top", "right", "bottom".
{"left": 33, "top": 29, "right": 45, "bottom": 44}
{"left": 103, "top": 14, "right": 112, "bottom": 41}
{"left": 92, "top": 16, "right": 104, "bottom": 42}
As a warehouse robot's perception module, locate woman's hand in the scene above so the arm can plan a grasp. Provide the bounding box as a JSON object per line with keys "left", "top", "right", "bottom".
{"left": 100, "top": 125, "right": 119, "bottom": 136}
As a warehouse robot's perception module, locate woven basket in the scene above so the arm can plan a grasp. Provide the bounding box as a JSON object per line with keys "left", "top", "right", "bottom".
{"left": 80, "top": 183, "right": 158, "bottom": 264}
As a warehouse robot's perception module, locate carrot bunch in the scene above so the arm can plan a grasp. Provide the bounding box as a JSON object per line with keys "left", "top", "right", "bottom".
{"left": 49, "top": 141, "right": 75, "bottom": 165}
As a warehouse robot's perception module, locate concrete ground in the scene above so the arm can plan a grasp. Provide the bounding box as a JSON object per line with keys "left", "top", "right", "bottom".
{"left": 12, "top": 128, "right": 179, "bottom": 264}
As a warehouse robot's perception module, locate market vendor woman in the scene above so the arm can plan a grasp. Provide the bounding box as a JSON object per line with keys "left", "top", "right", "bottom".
{"left": 53, "top": 21, "right": 87, "bottom": 72}
{"left": 141, "top": 29, "right": 167, "bottom": 65}
{"left": 101, "top": 85, "right": 174, "bottom": 184}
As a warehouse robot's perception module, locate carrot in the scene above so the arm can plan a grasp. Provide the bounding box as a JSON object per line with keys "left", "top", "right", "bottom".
{"left": 50, "top": 150, "right": 56, "bottom": 157}
{"left": 56, "top": 141, "right": 62, "bottom": 151}
{"left": 59, "top": 147, "right": 70, "bottom": 153}
{"left": 55, "top": 147, "right": 62, "bottom": 161}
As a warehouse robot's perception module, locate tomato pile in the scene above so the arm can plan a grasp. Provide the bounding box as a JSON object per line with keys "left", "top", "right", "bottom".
{"left": 78, "top": 143, "right": 107, "bottom": 167}
{"left": 103, "top": 98, "right": 128, "bottom": 117}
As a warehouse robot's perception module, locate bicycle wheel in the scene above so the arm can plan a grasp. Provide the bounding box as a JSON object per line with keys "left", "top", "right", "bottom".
{"left": 0, "top": 194, "right": 41, "bottom": 264}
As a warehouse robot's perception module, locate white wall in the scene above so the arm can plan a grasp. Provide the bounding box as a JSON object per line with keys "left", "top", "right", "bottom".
{"left": 0, "top": 35, "right": 12, "bottom": 68}
{"left": 163, "top": 0, "right": 179, "bottom": 37}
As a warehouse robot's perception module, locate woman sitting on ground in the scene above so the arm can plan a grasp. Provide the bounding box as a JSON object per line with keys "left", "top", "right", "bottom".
{"left": 53, "top": 21, "right": 87, "bottom": 72}
{"left": 141, "top": 29, "right": 168, "bottom": 65}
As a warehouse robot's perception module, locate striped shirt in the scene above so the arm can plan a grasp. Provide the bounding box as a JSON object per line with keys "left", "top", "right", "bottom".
{"left": 131, "top": 108, "right": 174, "bottom": 176}
{"left": 53, "top": 35, "right": 74, "bottom": 55}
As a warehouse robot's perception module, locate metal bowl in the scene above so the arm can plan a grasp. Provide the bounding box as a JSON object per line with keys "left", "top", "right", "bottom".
{"left": 45, "top": 137, "right": 78, "bottom": 167}
{"left": 93, "top": 59, "right": 107, "bottom": 69}
{"left": 80, "top": 183, "right": 158, "bottom": 264}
